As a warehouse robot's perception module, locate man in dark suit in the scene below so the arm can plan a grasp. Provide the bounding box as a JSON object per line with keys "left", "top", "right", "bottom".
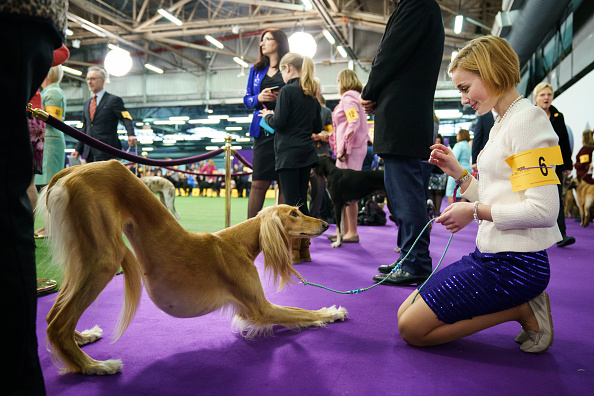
{"left": 471, "top": 110, "right": 496, "bottom": 173}
{"left": 73, "top": 66, "right": 136, "bottom": 162}
{"left": 360, "top": 0, "right": 444, "bottom": 286}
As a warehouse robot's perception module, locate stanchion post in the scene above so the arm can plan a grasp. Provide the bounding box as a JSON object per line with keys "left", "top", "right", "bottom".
{"left": 224, "top": 134, "right": 232, "bottom": 228}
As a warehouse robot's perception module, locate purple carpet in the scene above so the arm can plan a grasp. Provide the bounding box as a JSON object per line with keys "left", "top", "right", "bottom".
{"left": 36, "top": 208, "right": 594, "bottom": 395}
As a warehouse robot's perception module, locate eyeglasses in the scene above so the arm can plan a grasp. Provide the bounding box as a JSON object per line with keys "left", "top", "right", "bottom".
{"left": 260, "top": 37, "right": 276, "bottom": 45}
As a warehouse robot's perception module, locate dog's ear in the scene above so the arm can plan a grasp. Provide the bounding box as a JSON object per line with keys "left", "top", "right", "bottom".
{"left": 258, "top": 208, "right": 297, "bottom": 291}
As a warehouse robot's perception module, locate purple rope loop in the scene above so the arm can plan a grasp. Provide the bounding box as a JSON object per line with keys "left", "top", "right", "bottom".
{"left": 43, "top": 113, "right": 226, "bottom": 166}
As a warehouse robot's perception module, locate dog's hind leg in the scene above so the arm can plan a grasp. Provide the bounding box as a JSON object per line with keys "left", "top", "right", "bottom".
{"left": 46, "top": 247, "right": 127, "bottom": 375}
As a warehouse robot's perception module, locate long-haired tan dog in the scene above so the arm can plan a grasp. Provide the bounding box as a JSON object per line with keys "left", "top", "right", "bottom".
{"left": 141, "top": 175, "right": 180, "bottom": 220}
{"left": 37, "top": 160, "right": 347, "bottom": 376}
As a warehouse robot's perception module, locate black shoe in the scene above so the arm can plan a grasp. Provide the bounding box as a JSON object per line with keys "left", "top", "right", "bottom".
{"left": 373, "top": 269, "right": 428, "bottom": 286}
{"left": 556, "top": 236, "right": 575, "bottom": 248}
{"left": 378, "top": 262, "right": 398, "bottom": 274}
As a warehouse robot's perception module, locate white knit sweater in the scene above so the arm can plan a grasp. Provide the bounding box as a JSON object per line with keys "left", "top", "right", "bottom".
{"left": 462, "top": 99, "right": 562, "bottom": 253}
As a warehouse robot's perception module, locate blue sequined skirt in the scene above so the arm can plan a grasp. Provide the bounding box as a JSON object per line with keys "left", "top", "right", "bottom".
{"left": 419, "top": 248, "right": 550, "bottom": 324}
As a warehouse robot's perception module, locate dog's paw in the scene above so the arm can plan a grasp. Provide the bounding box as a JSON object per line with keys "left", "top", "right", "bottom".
{"left": 82, "top": 359, "right": 123, "bottom": 375}
{"left": 75, "top": 325, "right": 103, "bottom": 346}
{"left": 318, "top": 305, "right": 348, "bottom": 322}
{"left": 331, "top": 240, "right": 342, "bottom": 248}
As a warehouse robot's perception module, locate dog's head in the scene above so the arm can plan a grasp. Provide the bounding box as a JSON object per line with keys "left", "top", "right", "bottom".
{"left": 257, "top": 205, "right": 329, "bottom": 289}
{"left": 313, "top": 155, "right": 336, "bottom": 178}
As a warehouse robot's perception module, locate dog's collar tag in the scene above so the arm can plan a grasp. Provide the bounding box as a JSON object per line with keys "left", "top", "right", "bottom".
{"left": 505, "top": 146, "right": 563, "bottom": 192}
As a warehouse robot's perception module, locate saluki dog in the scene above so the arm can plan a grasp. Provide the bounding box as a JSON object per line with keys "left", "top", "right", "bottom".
{"left": 314, "top": 156, "right": 387, "bottom": 247}
{"left": 37, "top": 160, "right": 347, "bottom": 376}
{"left": 141, "top": 175, "right": 180, "bottom": 220}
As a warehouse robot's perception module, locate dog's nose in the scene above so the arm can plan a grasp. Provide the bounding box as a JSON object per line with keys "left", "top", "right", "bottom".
{"left": 321, "top": 221, "right": 329, "bottom": 231}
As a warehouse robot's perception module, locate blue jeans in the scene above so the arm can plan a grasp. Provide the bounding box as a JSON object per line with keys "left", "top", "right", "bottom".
{"left": 383, "top": 155, "right": 432, "bottom": 275}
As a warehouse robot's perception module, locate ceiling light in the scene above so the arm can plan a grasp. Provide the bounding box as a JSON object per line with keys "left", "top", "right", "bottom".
{"left": 145, "top": 63, "right": 163, "bottom": 74}
{"left": 289, "top": 32, "right": 317, "bottom": 58}
{"left": 142, "top": 147, "right": 154, "bottom": 151}
{"left": 108, "top": 44, "right": 129, "bottom": 54}
{"left": 205, "top": 35, "right": 224, "bottom": 49}
{"left": 81, "top": 23, "right": 106, "bottom": 38}
{"left": 65, "top": 28, "right": 73, "bottom": 36}
{"left": 454, "top": 15, "right": 464, "bottom": 34}
{"left": 301, "top": 0, "right": 313, "bottom": 10}
{"left": 233, "top": 57, "right": 249, "bottom": 68}
{"left": 205, "top": 146, "right": 220, "bottom": 151}
{"left": 163, "top": 138, "right": 177, "bottom": 144}
{"left": 104, "top": 48, "right": 133, "bottom": 77}
{"left": 154, "top": 120, "right": 186, "bottom": 125}
{"left": 208, "top": 115, "right": 229, "bottom": 120}
{"left": 322, "top": 29, "right": 335, "bottom": 45}
{"left": 435, "top": 109, "right": 463, "bottom": 119}
{"left": 158, "top": 9, "right": 182, "bottom": 26}
{"left": 211, "top": 138, "right": 226, "bottom": 143}
{"left": 188, "top": 119, "right": 220, "bottom": 124}
{"left": 226, "top": 127, "right": 243, "bottom": 131}
{"left": 170, "top": 116, "right": 190, "bottom": 121}
{"left": 336, "top": 45, "right": 348, "bottom": 58}
{"left": 62, "top": 66, "right": 82, "bottom": 76}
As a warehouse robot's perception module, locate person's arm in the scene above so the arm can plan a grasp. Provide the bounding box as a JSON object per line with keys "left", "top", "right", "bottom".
{"left": 555, "top": 113, "right": 573, "bottom": 175}
{"left": 574, "top": 147, "right": 590, "bottom": 171}
{"left": 243, "top": 66, "right": 260, "bottom": 110}
{"left": 113, "top": 96, "right": 136, "bottom": 146}
{"left": 264, "top": 87, "right": 290, "bottom": 132}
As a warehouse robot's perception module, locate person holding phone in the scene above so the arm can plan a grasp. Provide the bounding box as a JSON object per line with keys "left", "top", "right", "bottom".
{"left": 243, "top": 28, "right": 290, "bottom": 218}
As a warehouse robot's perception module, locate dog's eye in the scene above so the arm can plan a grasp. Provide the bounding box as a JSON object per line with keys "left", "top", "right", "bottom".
{"left": 290, "top": 211, "right": 298, "bottom": 217}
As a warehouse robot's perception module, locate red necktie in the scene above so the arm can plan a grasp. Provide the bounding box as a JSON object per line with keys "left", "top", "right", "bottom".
{"left": 90, "top": 95, "right": 97, "bottom": 121}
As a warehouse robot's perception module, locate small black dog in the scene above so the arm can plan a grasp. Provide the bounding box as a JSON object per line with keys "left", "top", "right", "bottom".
{"left": 314, "top": 156, "right": 387, "bottom": 247}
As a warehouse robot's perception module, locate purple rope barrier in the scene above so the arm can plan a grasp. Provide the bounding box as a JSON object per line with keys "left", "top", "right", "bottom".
{"left": 30, "top": 107, "right": 225, "bottom": 166}
{"left": 232, "top": 150, "right": 253, "bottom": 170}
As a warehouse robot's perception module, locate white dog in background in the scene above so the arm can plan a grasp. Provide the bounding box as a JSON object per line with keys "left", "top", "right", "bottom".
{"left": 141, "top": 176, "right": 180, "bottom": 220}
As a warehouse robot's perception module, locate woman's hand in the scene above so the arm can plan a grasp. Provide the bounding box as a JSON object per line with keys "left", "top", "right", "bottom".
{"left": 257, "top": 88, "right": 278, "bottom": 103}
{"left": 259, "top": 109, "right": 274, "bottom": 117}
{"left": 435, "top": 202, "right": 473, "bottom": 233}
{"left": 429, "top": 144, "right": 464, "bottom": 179}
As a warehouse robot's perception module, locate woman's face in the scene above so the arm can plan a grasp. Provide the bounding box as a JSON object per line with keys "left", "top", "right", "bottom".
{"left": 452, "top": 68, "right": 496, "bottom": 115}
{"left": 535, "top": 87, "right": 554, "bottom": 112}
{"left": 260, "top": 32, "right": 278, "bottom": 57}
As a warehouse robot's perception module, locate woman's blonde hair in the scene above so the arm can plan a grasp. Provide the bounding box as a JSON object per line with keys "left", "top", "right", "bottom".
{"left": 337, "top": 69, "right": 363, "bottom": 95}
{"left": 449, "top": 35, "right": 520, "bottom": 97}
{"left": 583, "top": 129, "right": 594, "bottom": 148}
{"left": 457, "top": 129, "right": 471, "bottom": 142}
{"left": 47, "top": 65, "right": 64, "bottom": 84}
{"left": 280, "top": 53, "right": 317, "bottom": 98}
{"left": 533, "top": 82, "right": 554, "bottom": 99}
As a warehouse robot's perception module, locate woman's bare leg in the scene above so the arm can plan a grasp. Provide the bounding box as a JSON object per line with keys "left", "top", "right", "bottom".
{"left": 397, "top": 290, "right": 539, "bottom": 347}
{"left": 343, "top": 202, "right": 358, "bottom": 239}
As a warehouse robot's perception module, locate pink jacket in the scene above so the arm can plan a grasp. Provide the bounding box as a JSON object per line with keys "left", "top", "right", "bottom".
{"left": 330, "top": 90, "right": 369, "bottom": 157}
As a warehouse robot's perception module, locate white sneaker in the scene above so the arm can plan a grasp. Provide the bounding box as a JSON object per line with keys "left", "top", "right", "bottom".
{"left": 520, "top": 292, "right": 554, "bottom": 353}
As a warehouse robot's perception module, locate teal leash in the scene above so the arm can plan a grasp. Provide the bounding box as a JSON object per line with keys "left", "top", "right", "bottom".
{"left": 302, "top": 218, "right": 455, "bottom": 303}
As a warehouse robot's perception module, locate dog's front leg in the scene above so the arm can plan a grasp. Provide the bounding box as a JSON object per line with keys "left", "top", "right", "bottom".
{"left": 331, "top": 204, "right": 344, "bottom": 248}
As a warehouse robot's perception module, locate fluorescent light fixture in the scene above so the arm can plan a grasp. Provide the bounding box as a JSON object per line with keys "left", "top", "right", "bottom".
{"left": 322, "top": 29, "right": 335, "bottom": 45}
{"left": 188, "top": 119, "right": 220, "bottom": 124}
{"left": 170, "top": 116, "right": 190, "bottom": 121}
{"left": 301, "top": 0, "right": 313, "bottom": 10}
{"left": 289, "top": 32, "right": 317, "bottom": 58}
{"left": 205, "top": 146, "right": 220, "bottom": 151}
{"left": 108, "top": 44, "right": 129, "bottom": 54}
{"left": 208, "top": 115, "right": 229, "bottom": 120}
{"left": 145, "top": 63, "right": 163, "bottom": 74}
{"left": 163, "top": 138, "right": 177, "bottom": 144}
{"left": 62, "top": 66, "right": 82, "bottom": 76}
{"left": 230, "top": 146, "right": 242, "bottom": 150}
{"left": 435, "top": 109, "right": 463, "bottom": 119}
{"left": 136, "top": 122, "right": 144, "bottom": 126}
{"left": 205, "top": 35, "right": 224, "bottom": 49}
{"left": 226, "top": 127, "right": 243, "bottom": 131}
{"left": 65, "top": 28, "right": 74, "bottom": 36}
{"left": 228, "top": 116, "right": 253, "bottom": 123}
{"left": 138, "top": 139, "right": 154, "bottom": 144}
{"left": 81, "top": 23, "right": 106, "bottom": 38}
{"left": 142, "top": 147, "right": 154, "bottom": 151}
{"left": 65, "top": 148, "right": 75, "bottom": 153}
{"left": 233, "top": 57, "right": 249, "bottom": 68}
{"left": 154, "top": 120, "right": 186, "bottom": 125}
{"left": 336, "top": 45, "right": 348, "bottom": 58}
{"left": 211, "top": 138, "right": 226, "bottom": 143}
{"left": 158, "top": 9, "right": 182, "bottom": 26}
{"left": 237, "top": 138, "right": 251, "bottom": 142}
{"left": 454, "top": 15, "right": 464, "bottom": 34}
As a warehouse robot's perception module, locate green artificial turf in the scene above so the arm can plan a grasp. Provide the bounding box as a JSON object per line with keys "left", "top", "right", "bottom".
{"left": 35, "top": 195, "right": 276, "bottom": 296}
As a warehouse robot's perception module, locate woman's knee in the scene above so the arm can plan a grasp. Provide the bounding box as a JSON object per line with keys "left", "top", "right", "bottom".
{"left": 397, "top": 315, "right": 426, "bottom": 346}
